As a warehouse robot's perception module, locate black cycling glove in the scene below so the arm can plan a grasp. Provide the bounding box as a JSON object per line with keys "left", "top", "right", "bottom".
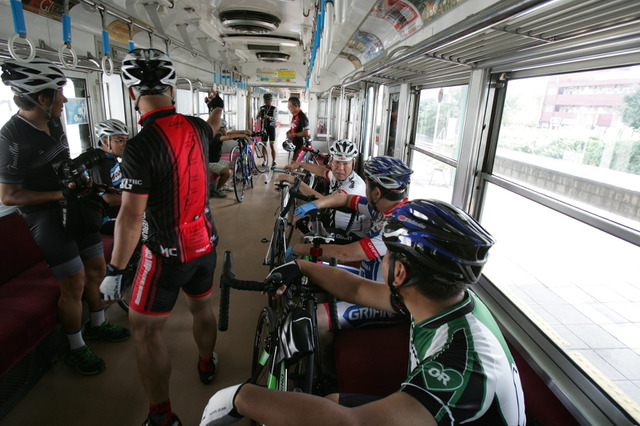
{"left": 206, "top": 95, "right": 224, "bottom": 112}
{"left": 266, "top": 260, "right": 302, "bottom": 289}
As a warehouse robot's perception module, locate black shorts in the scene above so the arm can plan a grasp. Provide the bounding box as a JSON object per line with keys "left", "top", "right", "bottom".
{"left": 129, "top": 245, "right": 216, "bottom": 315}
{"left": 264, "top": 126, "right": 276, "bottom": 142}
{"left": 22, "top": 204, "right": 104, "bottom": 280}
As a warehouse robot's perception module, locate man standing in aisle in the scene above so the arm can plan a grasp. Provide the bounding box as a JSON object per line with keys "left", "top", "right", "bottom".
{"left": 99, "top": 48, "right": 222, "bottom": 426}
{"left": 257, "top": 93, "right": 278, "bottom": 166}
{"left": 286, "top": 96, "right": 311, "bottom": 160}
{"left": 0, "top": 59, "right": 129, "bottom": 377}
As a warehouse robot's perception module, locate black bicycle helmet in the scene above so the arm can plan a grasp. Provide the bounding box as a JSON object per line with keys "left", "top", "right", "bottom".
{"left": 1, "top": 58, "right": 66, "bottom": 95}
{"left": 121, "top": 48, "right": 176, "bottom": 95}
{"left": 383, "top": 199, "right": 495, "bottom": 286}
{"left": 363, "top": 156, "right": 412, "bottom": 190}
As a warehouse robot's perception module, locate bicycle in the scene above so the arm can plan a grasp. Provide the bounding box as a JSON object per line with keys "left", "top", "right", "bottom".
{"left": 218, "top": 251, "right": 338, "bottom": 401}
{"left": 229, "top": 133, "right": 270, "bottom": 202}
{"left": 263, "top": 171, "right": 317, "bottom": 270}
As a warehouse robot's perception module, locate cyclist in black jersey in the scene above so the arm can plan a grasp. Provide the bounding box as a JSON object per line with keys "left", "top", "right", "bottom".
{"left": 0, "top": 58, "right": 130, "bottom": 377}
{"left": 201, "top": 200, "right": 526, "bottom": 426}
{"left": 286, "top": 96, "right": 311, "bottom": 159}
{"left": 99, "top": 48, "right": 223, "bottom": 426}
{"left": 90, "top": 118, "right": 129, "bottom": 233}
{"left": 257, "top": 93, "right": 278, "bottom": 166}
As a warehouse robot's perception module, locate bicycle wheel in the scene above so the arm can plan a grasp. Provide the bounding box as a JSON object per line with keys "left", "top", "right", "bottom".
{"left": 268, "top": 217, "right": 287, "bottom": 270}
{"left": 253, "top": 142, "right": 269, "bottom": 173}
{"left": 251, "top": 306, "right": 278, "bottom": 387}
{"left": 232, "top": 156, "right": 246, "bottom": 202}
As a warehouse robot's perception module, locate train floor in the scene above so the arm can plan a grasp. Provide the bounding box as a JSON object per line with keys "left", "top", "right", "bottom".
{"left": 1, "top": 150, "right": 293, "bottom": 426}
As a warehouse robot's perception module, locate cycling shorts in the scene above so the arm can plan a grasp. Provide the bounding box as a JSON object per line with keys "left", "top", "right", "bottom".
{"left": 322, "top": 300, "right": 405, "bottom": 331}
{"left": 263, "top": 126, "right": 276, "bottom": 142}
{"left": 208, "top": 160, "right": 230, "bottom": 175}
{"left": 129, "top": 245, "right": 216, "bottom": 315}
{"left": 22, "top": 204, "right": 103, "bottom": 280}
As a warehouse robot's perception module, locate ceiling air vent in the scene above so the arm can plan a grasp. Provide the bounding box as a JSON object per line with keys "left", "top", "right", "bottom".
{"left": 219, "top": 10, "right": 280, "bottom": 34}
{"left": 256, "top": 52, "right": 290, "bottom": 62}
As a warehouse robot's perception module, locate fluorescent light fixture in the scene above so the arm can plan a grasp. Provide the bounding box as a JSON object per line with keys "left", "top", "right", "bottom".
{"left": 223, "top": 35, "right": 300, "bottom": 47}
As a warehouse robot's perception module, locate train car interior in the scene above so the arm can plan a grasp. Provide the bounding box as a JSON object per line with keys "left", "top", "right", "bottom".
{"left": 0, "top": 0, "right": 639, "bottom": 424}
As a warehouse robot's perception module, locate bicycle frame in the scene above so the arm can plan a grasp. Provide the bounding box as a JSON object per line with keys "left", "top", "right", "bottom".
{"left": 218, "top": 251, "right": 322, "bottom": 396}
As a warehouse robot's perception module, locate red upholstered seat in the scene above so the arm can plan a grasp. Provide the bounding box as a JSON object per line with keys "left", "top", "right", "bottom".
{"left": 333, "top": 322, "right": 410, "bottom": 396}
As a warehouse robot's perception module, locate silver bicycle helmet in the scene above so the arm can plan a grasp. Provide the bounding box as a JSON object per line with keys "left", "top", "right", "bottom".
{"left": 1, "top": 59, "right": 66, "bottom": 95}
{"left": 94, "top": 119, "right": 128, "bottom": 139}
{"left": 282, "top": 139, "right": 295, "bottom": 152}
{"left": 363, "top": 156, "right": 413, "bottom": 190}
{"left": 121, "top": 48, "right": 176, "bottom": 95}
{"left": 329, "top": 139, "right": 358, "bottom": 161}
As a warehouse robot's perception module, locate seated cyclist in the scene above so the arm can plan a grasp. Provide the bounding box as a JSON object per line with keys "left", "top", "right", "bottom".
{"left": 275, "top": 139, "right": 370, "bottom": 240}
{"left": 200, "top": 199, "right": 526, "bottom": 426}
{"left": 89, "top": 118, "right": 129, "bottom": 234}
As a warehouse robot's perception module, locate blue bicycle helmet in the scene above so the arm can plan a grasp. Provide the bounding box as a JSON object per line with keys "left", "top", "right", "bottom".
{"left": 383, "top": 199, "right": 495, "bottom": 286}
{"left": 363, "top": 156, "right": 412, "bottom": 190}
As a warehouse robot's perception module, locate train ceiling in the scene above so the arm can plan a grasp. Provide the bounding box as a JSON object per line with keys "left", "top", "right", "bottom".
{"left": 27, "top": 0, "right": 640, "bottom": 93}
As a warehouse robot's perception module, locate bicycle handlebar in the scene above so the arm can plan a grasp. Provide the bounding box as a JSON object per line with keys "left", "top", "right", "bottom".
{"left": 218, "top": 251, "right": 281, "bottom": 331}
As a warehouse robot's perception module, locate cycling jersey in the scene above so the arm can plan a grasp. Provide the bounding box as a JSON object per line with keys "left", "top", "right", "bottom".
{"left": 90, "top": 149, "right": 120, "bottom": 220}
{"left": 349, "top": 195, "right": 408, "bottom": 282}
{"left": 401, "top": 291, "right": 526, "bottom": 425}
{"left": 290, "top": 110, "right": 310, "bottom": 155}
{"left": 326, "top": 170, "right": 369, "bottom": 237}
{"left": 0, "top": 114, "right": 103, "bottom": 277}
{"left": 0, "top": 114, "right": 69, "bottom": 212}
{"left": 120, "top": 106, "right": 217, "bottom": 264}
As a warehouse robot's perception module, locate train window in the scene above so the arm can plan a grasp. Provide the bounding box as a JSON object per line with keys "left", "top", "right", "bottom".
{"left": 101, "top": 73, "right": 127, "bottom": 125}
{"left": 481, "top": 65, "right": 640, "bottom": 414}
{"left": 409, "top": 85, "right": 468, "bottom": 202}
{"left": 175, "top": 89, "right": 193, "bottom": 116}
{"left": 62, "top": 78, "right": 91, "bottom": 157}
{"left": 197, "top": 91, "right": 209, "bottom": 120}
{"left": 0, "top": 84, "right": 19, "bottom": 129}
{"left": 222, "top": 93, "right": 236, "bottom": 130}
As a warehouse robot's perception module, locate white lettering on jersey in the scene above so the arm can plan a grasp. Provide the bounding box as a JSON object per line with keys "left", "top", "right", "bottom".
{"left": 120, "top": 178, "right": 142, "bottom": 190}
{"left": 160, "top": 245, "right": 178, "bottom": 257}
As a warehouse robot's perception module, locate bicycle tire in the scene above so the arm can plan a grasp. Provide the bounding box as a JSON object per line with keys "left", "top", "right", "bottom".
{"left": 232, "top": 156, "right": 246, "bottom": 202}
{"left": 268, "top": 217, "right": 287, "bottom": 270}
{"left": 251, "top": 306, "right": 278, "bottom": 387}
{"left": 286, "top": 197, "right": 297, "bottom": 244}
{"left": 253, "top": 142, "right": 269, "bottom": 173}
{"left": 117, "top": 279, "right": 133, "bottom": 312}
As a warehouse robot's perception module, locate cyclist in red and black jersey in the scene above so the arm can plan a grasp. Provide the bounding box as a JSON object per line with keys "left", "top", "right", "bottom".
{"left": 99, "top": 48, "right": 223, "bottom": 426}
{"left": 286, "top": 96, "right": 311, "bottom": 159}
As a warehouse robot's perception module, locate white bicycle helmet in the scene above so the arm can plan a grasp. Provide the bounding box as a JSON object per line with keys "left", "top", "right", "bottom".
{"left": 1, "top": 59, "right": 67, "bottom": 95}
{"left": 121, "top": 48, "right": 176, "bottom": 95}
{"left": 329, "top": 139, "right": 358, "bottom": 161}
{"left": 94, "top": 119, "right": 128, "bottom": 139}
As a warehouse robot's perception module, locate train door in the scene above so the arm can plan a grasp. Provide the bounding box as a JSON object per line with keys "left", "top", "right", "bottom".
{"left": 385, "top": 91, "right": 400, "bottom": 157}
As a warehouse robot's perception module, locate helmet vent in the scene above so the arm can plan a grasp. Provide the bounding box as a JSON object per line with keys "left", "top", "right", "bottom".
{"left": 219, "top": 10, "right": 280, "bottom": 34}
